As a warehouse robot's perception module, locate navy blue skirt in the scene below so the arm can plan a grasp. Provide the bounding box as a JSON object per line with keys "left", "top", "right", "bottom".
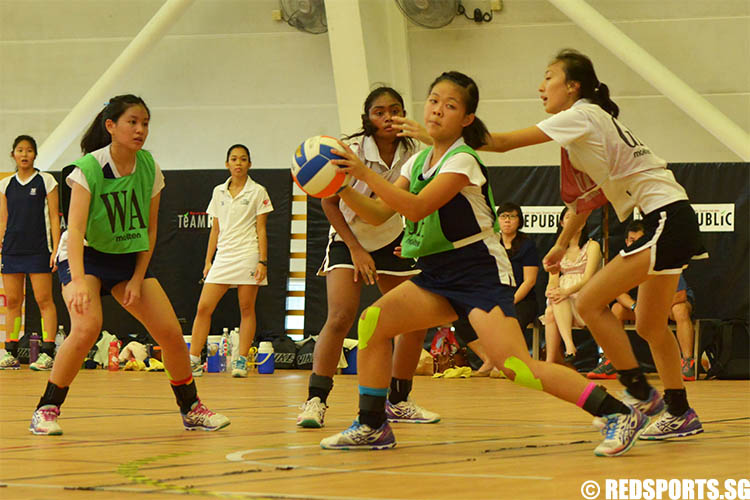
{"left": 58, "top": 246, "right": 154, "bottom": 296}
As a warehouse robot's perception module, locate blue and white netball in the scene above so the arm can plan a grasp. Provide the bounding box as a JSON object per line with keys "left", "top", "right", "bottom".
{"left": 291, "top": 135, "right": 350, "bottom": 198}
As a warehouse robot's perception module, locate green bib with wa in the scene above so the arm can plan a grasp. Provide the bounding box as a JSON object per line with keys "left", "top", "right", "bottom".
{"left": 401, "top": 145, "right": 499, "bottom": 259}
{"left": 74, "top": 150, "right": 155, "bottom": 254}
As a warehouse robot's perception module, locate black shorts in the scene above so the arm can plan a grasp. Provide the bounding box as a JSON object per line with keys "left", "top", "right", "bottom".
{"left": 58, "top": 246, "right": 154, "bottom": 296}
{"left": 317, "top": 233, "right": 420, "bottom": 277}
{"left": 1, "top": 253, "right": 52, "bottom": 274}
{"left": 620, "top": 200, "right": 708, "bottom": 274}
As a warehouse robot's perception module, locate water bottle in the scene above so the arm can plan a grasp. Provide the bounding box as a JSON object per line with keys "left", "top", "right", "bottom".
{"left": 29, "top": 333, "right": 41, "bottom": 364}
{"left": 219, "top": 328, "right": 229, "bottom": 372}
{"left": 224, "top": 329, "right": 233, "bottom": 373}
{"left": 256, "top": 341, "right": 275, "bottom": 374}
{"left": 229, "top": 328, "right": 240, "bottom": 365}
{"left": 54, "top": 325, "right": 65, "bottom": 356}
{"left": 108, "top": 341, "right": 120, "bottom": 371}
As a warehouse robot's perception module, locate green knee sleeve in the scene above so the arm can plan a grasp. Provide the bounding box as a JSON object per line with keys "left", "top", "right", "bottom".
{"left": 503, "top": 356, "right": 543, "bottom": 391}
{"left": 358, "top": 307, "right": 381, "bottom": 351}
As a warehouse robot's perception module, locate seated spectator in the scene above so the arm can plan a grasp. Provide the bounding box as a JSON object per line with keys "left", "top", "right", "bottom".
{"left": 588, "top": 220, "right": 698, "bottom": 381}
{"left": 541, "top": 207, "right": 601, "bottom": 365}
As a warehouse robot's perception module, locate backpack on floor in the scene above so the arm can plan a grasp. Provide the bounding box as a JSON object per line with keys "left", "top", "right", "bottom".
{"left": 295, "top": 337, "right": 315, "bottom": 370}
{"left": 704, "top": 320, "right": 750, "bottom": 380}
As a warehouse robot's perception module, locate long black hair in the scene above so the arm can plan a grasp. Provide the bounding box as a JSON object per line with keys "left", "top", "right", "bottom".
{"left": 497, "top": 201, "right": 528, "bottom": 257}
{"left": 553, "top": 49, "right": 619, "bottom": 118}
{"left": 556, "top": 206, "right": 590, "bottom": 248}
{"left": 428, "top": 71, "right": 489, "bottom": 149}
{"left": 80, "top": 94, "right": 150, "bottom": 154}
{"left": 344, "top": 86, "right": 414, "bottom": 151}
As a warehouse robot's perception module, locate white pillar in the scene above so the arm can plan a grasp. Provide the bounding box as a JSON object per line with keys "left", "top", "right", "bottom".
{"left": 325, "top": 0, "right": 414, "bottom": 136}
{"left": 325, "top": 0, "right": 372, "bottom": 136}
{"left": 547, "top": 0, "right": 750, "bottom": 161}
{"left": 36, "top": 0, "right": 196, "bottom": 171}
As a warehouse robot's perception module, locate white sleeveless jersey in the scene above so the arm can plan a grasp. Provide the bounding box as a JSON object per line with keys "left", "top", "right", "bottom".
{"left": 537, "top": 99, "right": 687, "bottom": 220}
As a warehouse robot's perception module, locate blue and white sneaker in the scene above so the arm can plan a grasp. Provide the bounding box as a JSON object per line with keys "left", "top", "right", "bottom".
{"left": 231, "top": 356, "right": 248, "bottom": 378}
{"left": 181, "top": 399, "right": 230, "bottom": 431}
{"left": 385, "top": 399, "right": 440, "bottom": 424}
{"left": 320, "top": 420, "right": 396, "bottom": 450}
{"left": 593, "top": 409, "right": 649, "bottom": 457}
{"left": 622, "top": 387, "right": 665, "bottom": 416}
{"left": 639, "top": 408, "right": 703, "bottom": 440}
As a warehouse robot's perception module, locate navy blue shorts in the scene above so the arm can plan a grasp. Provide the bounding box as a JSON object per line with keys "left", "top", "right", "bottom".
{"left": 411, "top": 242, "right": 516, "bottom": 320}
{"left": 58, "top": 246, "right": 154, "bottom": 296}
{"left": 1, "top": 253, "right": 52, "bottom": 274}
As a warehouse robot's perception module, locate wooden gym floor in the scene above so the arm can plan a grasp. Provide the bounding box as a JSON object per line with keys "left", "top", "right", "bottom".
{"left": 0, "top": 369, "right": 748, "bottom": 500}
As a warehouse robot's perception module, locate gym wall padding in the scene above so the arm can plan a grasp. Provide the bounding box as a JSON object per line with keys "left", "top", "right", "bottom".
{"left": 301, "top": 163, "right": 748, "bottom": 339}
{"left": 27, "top": 168, "right": 291, "bottom": 342}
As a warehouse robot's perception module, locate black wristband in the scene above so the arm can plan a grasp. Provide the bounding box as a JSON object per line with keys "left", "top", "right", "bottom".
{"left": 258, "top": 260, "right": 268, "bottom": 266}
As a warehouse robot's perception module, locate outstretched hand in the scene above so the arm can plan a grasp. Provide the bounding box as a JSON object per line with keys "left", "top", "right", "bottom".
{"left": 543, "top": 244, "right": 566, "bottom": 274}
{"left": 393, "top": 116, "right": 433, "bottom": 145}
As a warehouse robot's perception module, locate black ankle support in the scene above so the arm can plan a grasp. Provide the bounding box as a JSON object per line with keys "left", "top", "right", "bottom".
{"left": 41, "top": 341, "right": 55, "bottom": 357}
{"left": 358, "top": 394, "right": 386, "bottom": 429}
{"left": 171, "top": 380, "right": 198, "bottom": 414}
{"left": 388, "top": 377, "right": 412, "bottom": 405}
{"left": 308, "top": 373, "right": 334, "bottom": 404}
{"left": 617, "top": 367, "right": 652, "bottom": 401}
{"left": 664, "top": 389, "right": 689, "bottom": 417}
{"left": 37, "top": 381, "right": 69, "bottom": 409}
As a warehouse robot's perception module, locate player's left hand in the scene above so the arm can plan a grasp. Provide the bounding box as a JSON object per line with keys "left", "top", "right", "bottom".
{"left": 331, "top": 140, "right": 369, "bottom": 180}
{"left": 543, "top": 243, "right": 566, "bottom": 274}
{"left": 49, "top": 254, "right": 58, "bottom": 273}
{"left": 122, "top": 278, "right": 142, "bottom": 307}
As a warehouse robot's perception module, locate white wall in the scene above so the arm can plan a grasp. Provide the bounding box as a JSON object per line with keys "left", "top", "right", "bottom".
{"left": 0, "top": 0, "right": 747, "bottom": 173}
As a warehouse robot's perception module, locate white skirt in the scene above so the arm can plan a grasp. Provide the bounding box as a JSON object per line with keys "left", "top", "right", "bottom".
{"left": 205, "top": 251, "right": 268, "bottom": 286}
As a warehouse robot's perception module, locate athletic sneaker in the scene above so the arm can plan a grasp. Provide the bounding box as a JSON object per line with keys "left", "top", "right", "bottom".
{"left": 231, "top": 356, "right": 248, "bottom": 378}
{"left": 30, "top": 353, "right": 54, "bottom": 371}
{"left": 681, "top": 357, "right": 697, "bottom": 381}
{"left": 622, "top": 387, "right": 665, "bottom": 417}
{"left": 29, "top": 405, "right": 63, "bottom": 435}
{"left": 0, "top": 352, "right": 21, "bottom": 370}
{"left": 587, "top": 356, "right": 617, "bottom": 379}
{"left": 181, "top": 399, "right": 230, "bottom": 431}
{"left": 190, "top": 357, "right": 203, "bottom": 377}
{"left": 320, "top": 420, "right": 396, "bottom": 450}
{"left": 297, "top": 397, "right": 327, "bottom": 428}
{"left": 593, "top": 409, "right": 649, "bottom": 457}
{"left": 639, "top": 408, "right": 703, "bottom": 440}
{"left": 385, "top": 399, "right": 441, "bottom": 424}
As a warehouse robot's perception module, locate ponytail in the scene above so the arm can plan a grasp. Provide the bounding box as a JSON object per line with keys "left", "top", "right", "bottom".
{"left": 80, "top": 94, "right": 150, "bottom": 154}
{"left": 553, "top": 49, "right": 619, "bottom": 118}
{"left": 428, "top": 71, "right": 488, "bottom": 149}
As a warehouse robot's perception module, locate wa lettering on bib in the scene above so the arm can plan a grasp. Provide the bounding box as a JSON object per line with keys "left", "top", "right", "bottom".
{"left": 74, "top": 150, "right": 155, "bottom": 254}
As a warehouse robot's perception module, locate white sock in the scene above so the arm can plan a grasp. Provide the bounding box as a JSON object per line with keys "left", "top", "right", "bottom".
{"left": 190, "top": 354, "right": 201, "bottom": 364}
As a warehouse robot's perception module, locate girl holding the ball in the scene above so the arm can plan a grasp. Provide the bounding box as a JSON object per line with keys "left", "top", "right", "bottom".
{"left": 321, "top": 71, "right": 645, "bottom": 457}
{"left": 297, "top": 87, "right": 440, "bottom": 429}
{"left": 189, "top": 144, "right": 273, "bottom": 378}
